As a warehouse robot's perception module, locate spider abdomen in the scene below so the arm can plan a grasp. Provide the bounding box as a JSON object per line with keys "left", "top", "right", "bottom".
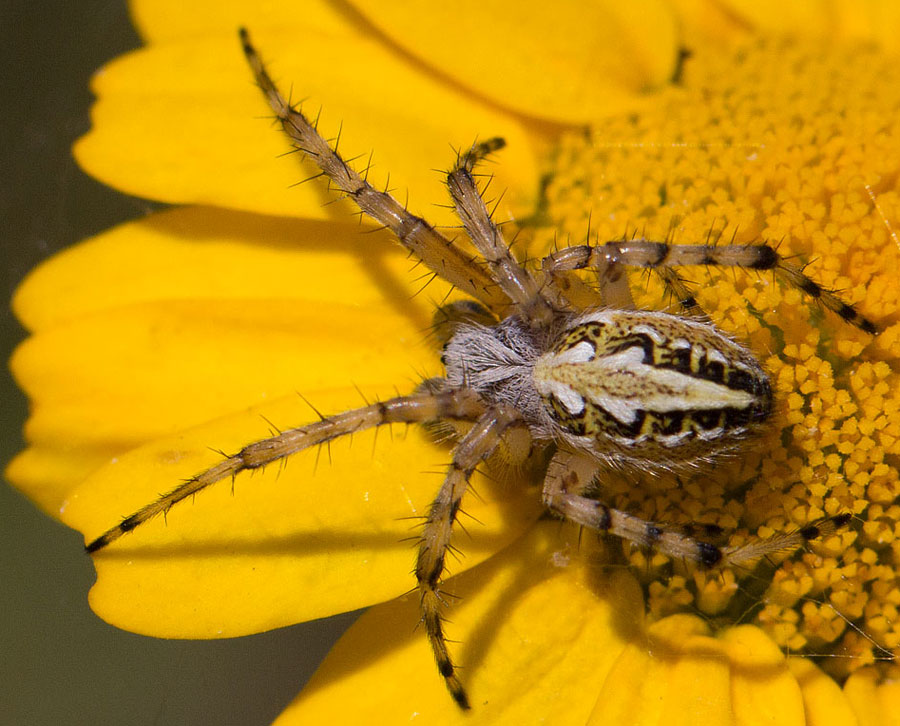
{"left": 532, "top": 310, "right": 772, "bottom": 461}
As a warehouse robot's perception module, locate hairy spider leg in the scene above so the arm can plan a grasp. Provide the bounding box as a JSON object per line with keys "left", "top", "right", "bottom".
{"left": 447, "top": 140, "right": 555, "bottom": 325}
{"left": 85, "top": 390, "right": 485, "bottom": 552}
{"left": 542, "top": 450, "right": 851, "bottom": 569}
{"left": 543, "top": 240, "right": 879, "bottom": 334}
{"left": 238, "top": 28, "right": 510, "bottom": 314}
{"left": 85, "top": 28, "right": 882, "bottom": 711}
{"left": 653, "top": 266, "right": 713, "bottom": 321}
{"left": 542, "top": 240, "right": 636, "bottom": 311}
{"left": 415, "top": 404, "right": 524, "bottom": 709}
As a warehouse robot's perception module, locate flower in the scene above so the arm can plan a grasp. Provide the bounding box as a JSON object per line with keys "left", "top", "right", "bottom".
{"left": 8, "top": 1, "right": 900, "bottom": 723}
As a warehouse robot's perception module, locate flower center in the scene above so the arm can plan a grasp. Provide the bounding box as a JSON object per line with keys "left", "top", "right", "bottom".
{"left": 537, "top": 39, "right": 900, "bottom": 680}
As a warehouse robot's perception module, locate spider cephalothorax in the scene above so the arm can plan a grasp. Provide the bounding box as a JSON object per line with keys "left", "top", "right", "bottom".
{"left": 83, "top": 29, "right": 879, "bottom": 710}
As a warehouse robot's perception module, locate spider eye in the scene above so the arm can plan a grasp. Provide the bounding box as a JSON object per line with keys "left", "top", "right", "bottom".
{"left": 532, "top": 310, "right": 772, "bottom": 459}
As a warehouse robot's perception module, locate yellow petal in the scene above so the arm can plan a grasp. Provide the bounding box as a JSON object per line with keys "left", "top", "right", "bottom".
{"left": 130, "top": 0, "right": 677, "bottom": 124}
{"left": 129, "top": 0, "right": 356, "bottom": 42}
{"left": 671, "top": 0, "right": 900, "bottom": 53}
{"left": 588, "top": 618, "right": 816, "bottom": 725}
{"left": 10, "top": 296, "right": 436, "bottom": 514}
{"left": 9, "top": 207, "right": 454, "bottom": 513}
{"left": 875, "top": 680, "right": 900, "bottom": 726}
{"left": 12, "top": 206, "right": 447, "bottom": 332}
{"left": 723, "top": 626, "right": 805, "bottom": 726}
{"left": 788, "top": 658, "right": 859, "bottom": 726}
{"left": 276, "top": 522, "right": 641, "bottom": 723}
{"left": 721, "top": 0, "right": 900, "bottom": 51}
{"left": 74, "top": 30, "right": 540, "bottom": 225}
{"left": 14, "top": 296, "right": 437, "bottom": 444}
{"left": 348, "top": 0, "right": 680, "bottom": 123}
{"left": 62, "top": 388, "right": 543, "bottom": 637}
{"left": 587, "top": 636, "right": 669, "bottom": 725}
{"left": 5, "top": 446, "right": 113, "bottom": 519}
{"left": 589, "top": 615, "right": 732, "bottom": 725}
{"left": 666, "top": 0, "right": 755, "bottom": 49}
{"left": 831, "top": 0, "right": 900, "bottom": 52}
{"left": 844, "top": 668, "right": 900, "bottom": 726}
{"left": 715, "top": 0, "right": 831, "bottom": 36}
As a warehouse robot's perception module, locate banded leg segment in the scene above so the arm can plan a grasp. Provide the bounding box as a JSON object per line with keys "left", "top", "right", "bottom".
{"left": 85, "top": 389, "right": 486, "bottom": 553}
{"left": 416, "top": 405, "right": 523, "bottom": 709}
{"left": 543, "top": 239, "right": 878, "bottom": 333}
{"left": 447, "top": 140, "right": 554, "bottom": 325}
{"left": 542, "top": 450, "right": 851, "bottom": 569}
{"left": 239, "top": 29, "right": 508, "bottom": 313}
{"left": 541, "top": 451, "right": 726, "bottom": 567}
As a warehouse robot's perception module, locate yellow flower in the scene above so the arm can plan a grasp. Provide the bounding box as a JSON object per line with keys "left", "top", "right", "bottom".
{"left": 8, "top": 1, "right": 900, "bottom": 723}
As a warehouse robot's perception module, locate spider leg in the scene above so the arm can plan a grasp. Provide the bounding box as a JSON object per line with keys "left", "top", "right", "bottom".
{"left": 239, "top": 28, "right": 508, "bottom": 313}
{"left": 540, "top": 264, "right": 603, "bottom": 310}
{"left": 542, "top": 240, "right": 635, "bottom": 309}
{"left": 654, "top": 267, "right": 712, "bottom": 322}
{"left": 447, "top": 140, "right": 555, "bottom": 325}
{"left": 542, "top": 450, "right": 851, "bottom": 568}
{"left": 719, "top": 513, "right": 851, "bottom": 566}
{"left": 85, "top": 389, "right": 485, "bottom": 553}
{"left": 542, "top": 239, "right": 878, "bottom": 333}
{"left": 416, "top": 404, "right": 523, "bottom": 709}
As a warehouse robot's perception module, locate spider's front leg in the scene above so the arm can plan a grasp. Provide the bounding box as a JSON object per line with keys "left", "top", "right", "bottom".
{"left": 542, "top": 239, "right": 878, "bottom": 333}
{"left": 238, "top": 28, "right": 508, "bottom": 314}
{"left": 416, "top": 404, "right": 524, "bottom": 709}
{"left": 446, "top": 140, "right": 555, "bottom": 325}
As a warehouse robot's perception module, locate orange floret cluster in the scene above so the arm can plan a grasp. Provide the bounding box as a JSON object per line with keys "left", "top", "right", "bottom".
{"left": 537, "top": 39, "right": 900, "bottom": 678}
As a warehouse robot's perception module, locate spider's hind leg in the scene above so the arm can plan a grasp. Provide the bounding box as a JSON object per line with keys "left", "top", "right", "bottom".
{"left": 541, "top": 450, "right": 851, "bottom": 570}
{"left": 416, "top": 404, "right": 524, "bottom": 709}
{"left": 654, "top": 266, "right": 712, "bottom": 322}
{"left": 85, "top": 389, "right": 486, "bottom": 553}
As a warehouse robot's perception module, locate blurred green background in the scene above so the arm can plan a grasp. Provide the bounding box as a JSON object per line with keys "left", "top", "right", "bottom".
{"left": 1, "top": 2, "right": 356, "bottom": 723}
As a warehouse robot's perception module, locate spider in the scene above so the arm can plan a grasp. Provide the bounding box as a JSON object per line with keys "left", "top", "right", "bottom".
{"left": 84, "top": 29, "right": 880, "bottom": 710}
